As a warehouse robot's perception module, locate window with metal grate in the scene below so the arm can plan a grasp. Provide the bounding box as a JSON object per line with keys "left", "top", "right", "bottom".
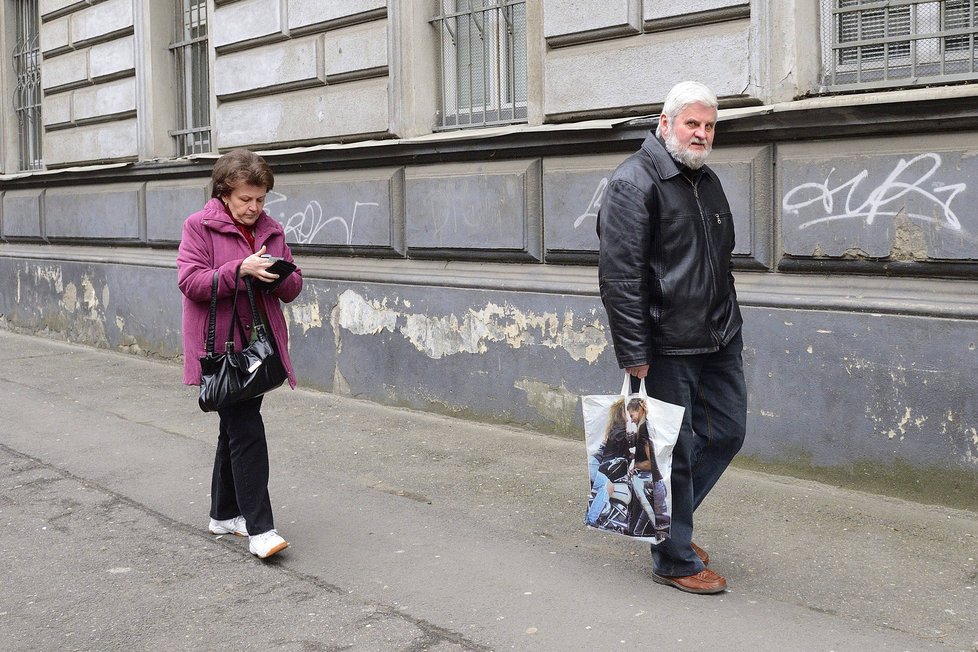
{"left": 431, "top": 0, "right": 528, "bottom": 130}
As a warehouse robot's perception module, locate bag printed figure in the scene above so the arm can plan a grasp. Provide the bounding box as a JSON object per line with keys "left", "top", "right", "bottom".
{"left": 582, "top": 376, "right": 684, "bottom": 543}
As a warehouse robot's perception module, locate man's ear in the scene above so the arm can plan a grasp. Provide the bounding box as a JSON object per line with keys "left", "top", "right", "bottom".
{"left": 658, "top": 113, "right": 669, "bottom": 136}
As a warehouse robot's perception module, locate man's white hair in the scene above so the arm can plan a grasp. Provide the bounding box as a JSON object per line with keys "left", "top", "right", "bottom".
{"left": 655, "top": 81, "right": 718, "bottom": 137}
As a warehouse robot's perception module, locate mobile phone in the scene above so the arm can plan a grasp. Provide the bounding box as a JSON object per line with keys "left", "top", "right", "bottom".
{"left": 259, "top": 254, "right": 296, "bottom": 289}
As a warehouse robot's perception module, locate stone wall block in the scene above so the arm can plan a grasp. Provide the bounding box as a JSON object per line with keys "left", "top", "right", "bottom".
{"left": 779, "top": 139, "right": 978, "bottom": 261}
{"left": 544, "top": 22, "right": 748, "bottom": 117}
{"left": 71, "top": 78, "right": 136, "bottom": 121}
{"left": 214, "top": 37, "right": 324, "bottom": 98}
{"left": 212, "top": 0, "right": 283, "bottom": 48}
{"left": 288, "top": 0, "right": 386, "bottom": 30}
{"left": 324, "top": 20, "right": 388, "bottom": 79}
{"left": 44, "top": 120, "right": 138, "bottom": 166}
{"left": 216, "top": 78, "right": 389, "bottom": 148}
{"left": 45, "top": 184, "right": 142, "bottom": 240}
{"left": 271, "top": 169, "right": 401, "bottom": 250}
{"left": 405, "top": 160, "right": 542, "bottom": 260}
{"left": 89, "top": 35, "right": 135, "bottom": 79}
{"left": 2, "top": 190, "right": 44, "bottom": 239}
{"left": 146, "top": 182, "right": 210, "bottom": 243}
{"left": 542, "top": 153, "right": 627, "bottom": 259}
{"left": 643, "top": 0, "right": 747, "bottom": 21}
{"left": 39, "top": 16, "right": 70, "bottom": 54}
{"left": 40, "top": 0, "right": 84, "bottom": 19}
{"left": 42, "top": 49, "right": 89, "bottom": 90}
{"left": 544, "top": 0, "right": 640, "bottom": 46}
{"left": 43, "top": 93, "right": 73, "bottom": 127}
{"left": 709, "top": 145, "right": 773, "bottom": 267}
{"left": 70, "top": 0, "right": 133, "bottom": 44}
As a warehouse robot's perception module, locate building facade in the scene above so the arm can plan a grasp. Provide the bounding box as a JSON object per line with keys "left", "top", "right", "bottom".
{"left": 1, "top": 0, "right": 977, "bottom": 508}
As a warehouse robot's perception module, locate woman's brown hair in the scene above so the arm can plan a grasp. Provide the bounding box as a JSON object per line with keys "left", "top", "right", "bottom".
{"left": 210, "top": 149, "right": 275, "bottom": 198}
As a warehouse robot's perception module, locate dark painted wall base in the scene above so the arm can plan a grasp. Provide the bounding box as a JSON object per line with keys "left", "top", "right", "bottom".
{"left": 1, "top": 250, "right": 975, "bottom": 510}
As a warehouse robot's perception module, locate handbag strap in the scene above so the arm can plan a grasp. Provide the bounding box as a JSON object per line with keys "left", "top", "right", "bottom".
{"left": 220, "top": 266, "right": 268, "bottom": 352}
{"left": 204, "top": 271, "right": 220, "bottom": 355}
{"left": 204, "top": 264, "right": 270, "bottom": 355}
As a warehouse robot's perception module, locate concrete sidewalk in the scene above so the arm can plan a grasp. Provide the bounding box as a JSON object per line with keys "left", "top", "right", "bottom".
{"left": 0, "top": 328, "right": 976, "bottom": 651}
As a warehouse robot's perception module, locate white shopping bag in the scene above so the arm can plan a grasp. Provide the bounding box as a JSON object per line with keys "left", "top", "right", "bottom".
{"left": 582, "top": 375, "right": 684, "bottom": 543}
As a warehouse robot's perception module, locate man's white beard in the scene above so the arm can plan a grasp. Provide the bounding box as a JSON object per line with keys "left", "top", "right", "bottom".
{"left": 664, "top": 129, "right": 711, "bottom": 170}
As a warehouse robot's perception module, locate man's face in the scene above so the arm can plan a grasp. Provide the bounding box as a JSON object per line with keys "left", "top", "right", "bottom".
{"left": 659, "top": 102, "right": 717, "bottom": 170}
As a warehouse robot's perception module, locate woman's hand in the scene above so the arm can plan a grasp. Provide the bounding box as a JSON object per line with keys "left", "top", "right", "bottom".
{"left": 238, "top": 245, "right": 280, "bottom": 283}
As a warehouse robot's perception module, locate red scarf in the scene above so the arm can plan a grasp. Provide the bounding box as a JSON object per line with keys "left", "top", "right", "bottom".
{"left": 222, "top": 202, "right": 268, "bottom": 332}
{"left": 224, "top": 202, "right": 257, "bottom": 251}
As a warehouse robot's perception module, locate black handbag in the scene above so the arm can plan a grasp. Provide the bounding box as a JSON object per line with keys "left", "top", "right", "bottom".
{"left": 198, "top": 268, "right": 287, "bottom": 412}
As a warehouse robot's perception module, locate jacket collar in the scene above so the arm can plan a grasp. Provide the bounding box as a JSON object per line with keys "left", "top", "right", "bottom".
{"left": 641, "top": 132, "right": 707, "bottom": 183}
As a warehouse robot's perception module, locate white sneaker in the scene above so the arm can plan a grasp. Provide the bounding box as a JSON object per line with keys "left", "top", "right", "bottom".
{"left": 208, "top": 516, "right": 248, "bottom": 537}
{"left": 249, "top": 529, "right": 288, "bottom": 559}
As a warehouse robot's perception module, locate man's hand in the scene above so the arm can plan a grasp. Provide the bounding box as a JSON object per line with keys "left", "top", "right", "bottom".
{"left": 627, "top": 364, "right": 650, "bottom": 379}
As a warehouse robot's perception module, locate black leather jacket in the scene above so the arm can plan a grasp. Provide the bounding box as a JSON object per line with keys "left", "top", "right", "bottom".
{"left": 597, "top": 133, "right": 742, "bottom": 367}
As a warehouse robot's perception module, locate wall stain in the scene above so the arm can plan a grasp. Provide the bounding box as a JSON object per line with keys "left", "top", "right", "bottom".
{"left": 514, "top": 377, "right": 579, "bottom": 433}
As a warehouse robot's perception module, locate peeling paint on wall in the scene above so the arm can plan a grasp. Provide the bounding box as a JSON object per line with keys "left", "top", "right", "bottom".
{"left": 290, "top": 298, "right": 324, "bottom": 334}
{"left": 35, "top": 265, "right": 65, "bottom": 293}
{"left": 333, "top": 289, "right": 607, "bottom": 363}
{"left": 336, "top": 289, "right": 397, "bottom": 336}
{"left": 890, "top": 213, "right": 929, "bottom": 261}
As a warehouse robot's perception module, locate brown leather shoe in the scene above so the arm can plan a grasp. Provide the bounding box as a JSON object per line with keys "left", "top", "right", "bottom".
{"left": 691, "top": 541, "right": 709, "bottom": 566}
{"left": 652, "top": 568, "right": 727, "bottom": 594}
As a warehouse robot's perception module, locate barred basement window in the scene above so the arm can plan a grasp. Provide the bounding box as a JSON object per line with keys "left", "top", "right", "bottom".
{"left": 432, "top": 0, "right": 528, "bottom": 130}
{"left": 13, "top": 0, "right": 42, "bottom": 171}
{"left": 169, "top": 0, "right": 211, "bottom": 155}
{"left": 821, "top": 0, "right": 978, "bottom": 91}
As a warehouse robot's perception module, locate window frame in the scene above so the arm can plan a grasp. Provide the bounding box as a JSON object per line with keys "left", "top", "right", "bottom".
{"left": 431, "top": 0, "right": 528, "bottom": 131}
{"left": 821, "top": 0, "right": 978, "bottom": 91}
{"left": 168, "top": 0, "right": 212, "bottom": 156}
{"left": 13, "top": 0, "right": 42, "bottom": 171}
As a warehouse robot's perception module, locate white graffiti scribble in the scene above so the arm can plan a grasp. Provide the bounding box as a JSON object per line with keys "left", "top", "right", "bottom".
{"left": 782, "top": 153, "right": 966, "bottom": 231}
{"left": 573, "top": 177, "right": 608, "bottom": 229}
{"left": 266, "top": 191, "right": 379, "bottom": 245}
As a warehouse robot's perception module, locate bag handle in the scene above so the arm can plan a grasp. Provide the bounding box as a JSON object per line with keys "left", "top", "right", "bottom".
{"left": 204, "top": 271, "right": 220, "bottom": 356}
{"left": 620, "top": 373, "right": 647, "bottom": 398}
{"left": 223, "top": 266, "right": 270, "bottom": 352}
{"left": 205, "top": 265, "right": 270, "bottom": 356}
{"left": 620, "top": 373, "right": 664, "bottom": 456}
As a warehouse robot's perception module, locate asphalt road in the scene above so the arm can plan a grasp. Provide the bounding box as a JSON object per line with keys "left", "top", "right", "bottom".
{"left": 1, "top": 329, "right": 976, "bottom": 651}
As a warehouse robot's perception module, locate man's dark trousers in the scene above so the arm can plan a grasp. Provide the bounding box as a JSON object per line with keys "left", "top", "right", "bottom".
{"left": 644, "top": 328, "right": 747, "bottom": 577}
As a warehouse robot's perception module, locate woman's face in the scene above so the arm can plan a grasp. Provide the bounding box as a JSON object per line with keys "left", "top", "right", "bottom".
{"left": 222, "top": 182, "right": 267, "bottom": 226}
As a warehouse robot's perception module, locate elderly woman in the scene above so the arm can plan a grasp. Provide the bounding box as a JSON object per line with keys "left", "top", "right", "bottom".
{"left": 177, "top": 149, "right": 302, "bottom": 559}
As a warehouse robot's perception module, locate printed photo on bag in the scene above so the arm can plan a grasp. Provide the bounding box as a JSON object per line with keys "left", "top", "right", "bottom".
{"left": 582, "top": 377, "right": 684, "bottom": 544}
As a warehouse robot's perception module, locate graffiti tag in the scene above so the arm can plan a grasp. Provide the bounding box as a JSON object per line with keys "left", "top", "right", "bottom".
{"left": 782, "top": 153, "right": 966, "bottom": 231}
{"left": 573, "top": 177, "right": 608, "bottom": 229}
{"left": 266, "top": 192, "right": 379, "bottom": 245}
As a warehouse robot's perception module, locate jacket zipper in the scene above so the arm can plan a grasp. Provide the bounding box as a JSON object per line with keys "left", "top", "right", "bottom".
{"left": 689, "top": 178, "right": 721, "bottom": 346}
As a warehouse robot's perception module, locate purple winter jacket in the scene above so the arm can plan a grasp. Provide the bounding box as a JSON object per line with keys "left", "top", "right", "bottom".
{"left": 177, "top": 197, "right": 303, "bottom": 388}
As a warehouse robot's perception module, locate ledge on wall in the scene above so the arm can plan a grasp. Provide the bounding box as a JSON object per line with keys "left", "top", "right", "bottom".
{"left": 2, "top": 243, "right": 978, "bottom": 320}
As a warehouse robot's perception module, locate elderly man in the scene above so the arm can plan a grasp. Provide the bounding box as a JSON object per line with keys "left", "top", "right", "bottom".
{"left": 596, "top": 81, "right": 746, "bottom": 594}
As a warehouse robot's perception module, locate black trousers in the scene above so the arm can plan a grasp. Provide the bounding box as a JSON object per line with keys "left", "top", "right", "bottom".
{"left": 211, "top": 395, "right": 274, "bottom": 535}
